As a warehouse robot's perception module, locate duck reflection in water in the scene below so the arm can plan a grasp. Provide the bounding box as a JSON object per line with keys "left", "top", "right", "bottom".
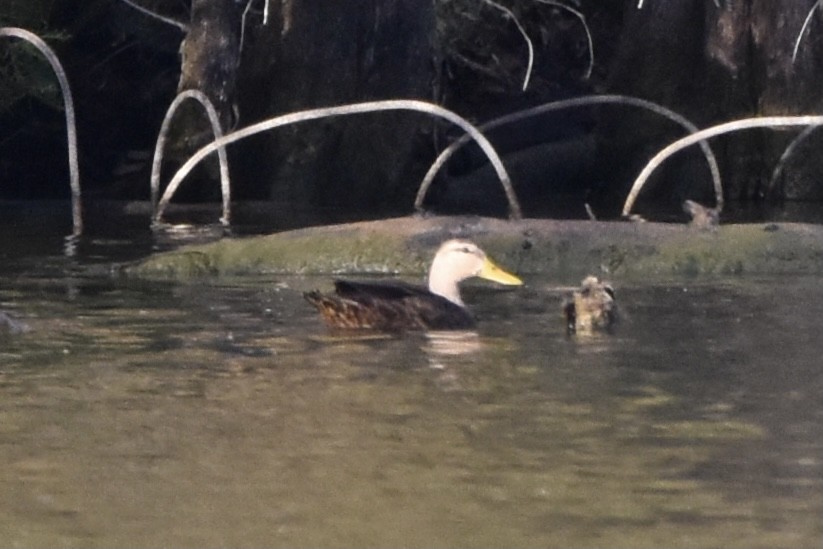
{"left": 424, "top": 329, "right": 484, "bottom": 365}
{"left": 304, "top": 239, "right": 523, "bottom": 331}
{"left": 423, "top": 330, "right": 485, "bottom": 389}
{"left": 563, "top": 276, "right": 617, "bottom": 335}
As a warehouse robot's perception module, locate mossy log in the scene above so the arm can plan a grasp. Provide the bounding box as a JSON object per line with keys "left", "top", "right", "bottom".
{"left": 127, "top": 216, "right": 823, "bottom": 281}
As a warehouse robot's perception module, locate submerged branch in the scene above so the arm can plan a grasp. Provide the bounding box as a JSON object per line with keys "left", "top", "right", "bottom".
{"left": 151, "top": 90, "right": 232, "bottom": 226}
{"left": 623, "top": 115, "right": 823, "bottom": 216}
{"left": 0, "top": 27, "right": 82, "bottom": 236}
{"left": 414, "top": 94, "right": 722, "bottom": 215}
{"left": 161, "top": 100, "right": 521, "bottom": 222}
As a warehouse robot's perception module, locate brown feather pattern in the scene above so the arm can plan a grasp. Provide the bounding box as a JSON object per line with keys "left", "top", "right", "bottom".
{"left": 303, "top": 240, "right": 522, "bottom": 331}
{"left": 303, "top": 280, "right": 475, "bottom": 331}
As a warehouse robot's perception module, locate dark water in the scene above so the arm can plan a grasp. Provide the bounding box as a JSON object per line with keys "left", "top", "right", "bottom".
{"left": 1, "top": 211, "right": 821, "bottom": 548}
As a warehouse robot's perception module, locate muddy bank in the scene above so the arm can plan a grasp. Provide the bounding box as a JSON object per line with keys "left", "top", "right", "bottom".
{"left": 126, "top": 216, "right": 823, "bottom": 282}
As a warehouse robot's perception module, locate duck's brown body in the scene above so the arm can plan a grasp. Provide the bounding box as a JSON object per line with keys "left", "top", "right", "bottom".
{"left": 304, "top": 239, "right": 522, "bottom": 331}
{"left": 304, "top": 280, "right": 475, "bottom": 331}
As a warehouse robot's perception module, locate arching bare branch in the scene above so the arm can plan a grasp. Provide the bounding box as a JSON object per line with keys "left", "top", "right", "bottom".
{"left": 0, "top": 27, "right": 82, "bottom": 236}
{"left": 623, "top": 116, "right": 823, "bottom": 216}
{"left": 152, "top": 90, "right": 232, "bottom": 226}
{"left": 160, "top": 100, "right": 521, "bottom": 221}
{"left": 414, "top": 94, "right": 722, "bottom": 216}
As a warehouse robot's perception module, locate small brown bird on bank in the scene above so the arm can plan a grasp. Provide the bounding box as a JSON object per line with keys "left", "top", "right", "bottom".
{"left": 304, "top": 239, "right": 523, "bottom": 331}
{"left": 563, "top": 275, "right": 616, "bottom": 334}
{"left": 683, "top": 199, "right": 720, "bottom": 230}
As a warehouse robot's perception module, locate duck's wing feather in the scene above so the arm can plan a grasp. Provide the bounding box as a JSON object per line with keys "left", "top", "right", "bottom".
{"left": 304, "top": 279, "right": 475, "bottom": 330}
{"left": 333, "top": 279, "right": 431, "bottom": 300}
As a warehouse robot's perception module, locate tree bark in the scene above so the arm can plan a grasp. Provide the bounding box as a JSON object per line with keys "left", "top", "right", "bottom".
{"left": 236, "top": 0, "right": 437, "bottom": 212}
{"left": 178, "top": 0, "right": 241, "bottom": 130}
{"left": 594, "top": 0, "right": 823, "bottom": 218}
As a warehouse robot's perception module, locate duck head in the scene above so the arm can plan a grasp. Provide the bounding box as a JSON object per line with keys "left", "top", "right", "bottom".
{"left": 427, "top": 239, "right": 523, "bottom": 306}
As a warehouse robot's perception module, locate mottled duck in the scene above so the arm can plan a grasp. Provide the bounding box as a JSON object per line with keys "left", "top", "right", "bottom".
{"left": 563, "top": 275, "right": 616, "bottom": 334}
{"left": 304, "top": 239, "right": 523, "bottom": 330}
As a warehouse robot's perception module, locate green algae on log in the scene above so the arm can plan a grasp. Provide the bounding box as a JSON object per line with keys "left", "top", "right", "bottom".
{"left": 127, "top": 216, "right": 823, "bottom": 280}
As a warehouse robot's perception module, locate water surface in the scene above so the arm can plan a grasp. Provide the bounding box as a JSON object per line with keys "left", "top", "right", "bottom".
{"left": 0, "top": 218, "right": 821, "bottom": 548}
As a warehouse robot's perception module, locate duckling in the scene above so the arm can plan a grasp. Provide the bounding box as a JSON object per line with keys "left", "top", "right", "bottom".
{"left": 683, "top": 199, "right": 719, "bottom": 230}
{"left": 563, "top": 275, "right": 616, "bottom": 334}
{"left": 304, "top": 239, "right": 523, "bottom": 331}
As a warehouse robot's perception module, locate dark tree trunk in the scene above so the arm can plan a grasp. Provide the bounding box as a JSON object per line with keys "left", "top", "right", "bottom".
{"left": 593, "top": 0, "right": 823, "bottom": 219}
{"left": 7, "top": 0, "right": 823, "bottom": 218}
{"left": 178, "top": 0, "right": 241, "bottom": 130}
{"left": 235, "top": 0, "right": 437, "bottom": 214}
{"left": 155, "top": 0, "right": 243, "bottom": 202}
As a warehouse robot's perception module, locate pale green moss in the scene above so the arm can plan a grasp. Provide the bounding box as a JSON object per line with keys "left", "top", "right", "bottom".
{"left": 127, "top": 217, "right": 823, "bottom": 280}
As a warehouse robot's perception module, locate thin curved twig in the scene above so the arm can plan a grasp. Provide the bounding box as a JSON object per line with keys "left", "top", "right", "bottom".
{"left": 159, "top": 100, "right": 521, "bottom": 222}
{"left": 414, "top": 94, "right": 722, "bottom": 214}
{"left": 240, "top": 0, "right": 256, "bottom": 56}
{"left": 480, "top": 0, "right": 534, "bottom": 91}
{"left": 533, "top": 0, "right": 594, "bottom": 80}
{"left": 767, "top": 124, "right": 819, "bottom": 198}
{"left": 0, "top": 27, "right": 82, "bottom": 236}
{"left": 638, "top": 1, "right": 721, "bottom": 11}
{"left": 793, "top": 0, "right": 822, "bottom": 63}
{"left": 117, "top": 0, "right": 189, "bottom": 32}
{"left": 152, "top": 90, "right": 232, "bottom": 226}
{"left": 622, "top": 115, "right": 823, "bottom": 216}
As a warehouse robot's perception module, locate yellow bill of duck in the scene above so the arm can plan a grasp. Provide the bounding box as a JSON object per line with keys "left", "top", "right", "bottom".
{"left": 304, "top": 239, "right": 523, "bottom": 331}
